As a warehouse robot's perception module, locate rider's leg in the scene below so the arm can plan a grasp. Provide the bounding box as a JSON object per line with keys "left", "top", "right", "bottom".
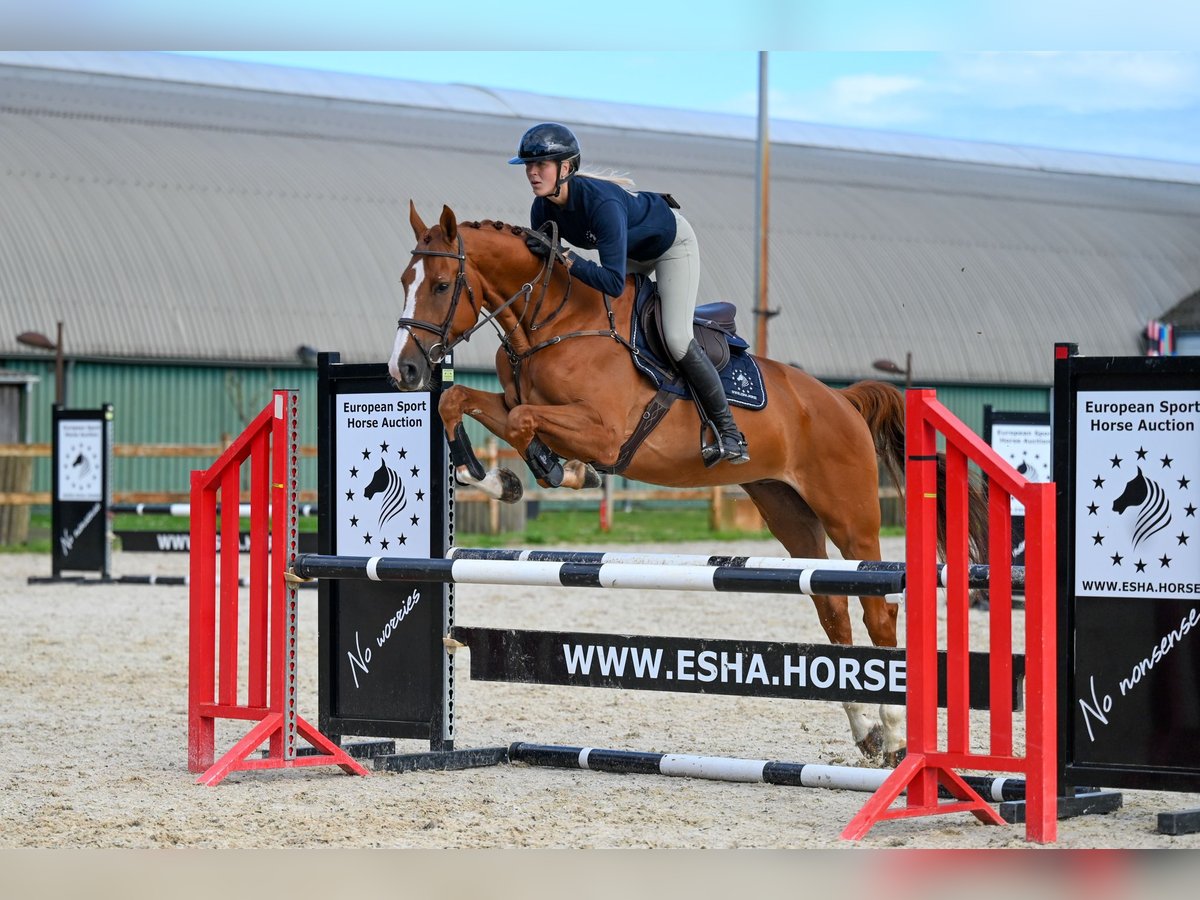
{"left": 655, "top": 212, "right": 749, "bottom": 465}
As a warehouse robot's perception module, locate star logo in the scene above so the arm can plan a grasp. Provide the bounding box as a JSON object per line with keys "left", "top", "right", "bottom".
{"left": 335, "top": 394, "right": 434, "bottom": 557}
{"left": 1074, "top": 391, "right": 1199, "bottom": 599}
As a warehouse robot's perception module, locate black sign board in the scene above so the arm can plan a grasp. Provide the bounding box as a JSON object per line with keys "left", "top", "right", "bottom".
{"left": 51, "top": 404, "right": 112, "bottom": 578}
{"left": 315, "top": 353, "right": 453, "bottom": 748}
{"left": 453, "top": 627, "right": 1025, "bottom": 709}
{"left": 984, "top": 406, "right": 1052, "bottom": 568}
{"left": 1054, "top": 345, "right": 1200, "bottom": 792}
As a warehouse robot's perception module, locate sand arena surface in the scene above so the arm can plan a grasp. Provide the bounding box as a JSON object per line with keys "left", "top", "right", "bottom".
{"left": 2, "top": 537, "right": 1199, "bottom": 850}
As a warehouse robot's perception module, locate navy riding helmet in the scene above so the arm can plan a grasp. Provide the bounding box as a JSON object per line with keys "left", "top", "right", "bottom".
{"left": 509, "top": 123, "right": 581, "bottom": 167}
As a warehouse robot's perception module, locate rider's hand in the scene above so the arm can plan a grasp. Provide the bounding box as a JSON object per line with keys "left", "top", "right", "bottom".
{"left": 525, "top": 234, "right": 553, "bottom": 259}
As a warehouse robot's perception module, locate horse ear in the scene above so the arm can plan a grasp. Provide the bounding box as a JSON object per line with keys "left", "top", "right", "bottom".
{"left": 439, "top": 205, "right": 458, "bottom": 242}
{"left": 409, "top": 200, "right": 427, "bottom": 239}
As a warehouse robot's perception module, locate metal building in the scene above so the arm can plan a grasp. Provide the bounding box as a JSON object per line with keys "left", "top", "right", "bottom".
{"left": 2, "top": 51, "right": 1199, "bottom": 494}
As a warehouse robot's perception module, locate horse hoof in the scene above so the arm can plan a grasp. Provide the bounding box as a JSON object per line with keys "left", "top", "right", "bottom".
{"left": 581, "top": 464, "right": 601, "bottom": 489}
{"left": 498, "top": 468, "right": 524, "bottom": 503}
{"left": 855, "top": 724, "right": 884, "bottom": 761}
{"left": 883, "top": 747, "right": 907, "bottom": 768}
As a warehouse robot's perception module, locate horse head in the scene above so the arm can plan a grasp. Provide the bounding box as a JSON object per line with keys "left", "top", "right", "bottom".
{"left": 387, "top": 203, "right": 480, "bottom": 390}
{"left": 1113, "top": 467, "right": 1149, "bottom": 514}
{"left": 388, "top": 203, "right": 547, "bottom": 391}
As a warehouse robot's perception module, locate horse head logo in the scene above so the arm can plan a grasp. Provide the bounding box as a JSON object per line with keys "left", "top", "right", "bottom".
{"left": 364, "top": 458, "right": 407, "bottom": 529}
{"left": 1112, "top": 466, "right": 1172, "bottom": 548}
{"left": 71, "top": 451, "right": 92, "bottom": 478}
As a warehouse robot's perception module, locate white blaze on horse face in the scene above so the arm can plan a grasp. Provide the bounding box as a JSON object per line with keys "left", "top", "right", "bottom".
{"left": 388, "top": 259, "right": 425, "bottom": 383}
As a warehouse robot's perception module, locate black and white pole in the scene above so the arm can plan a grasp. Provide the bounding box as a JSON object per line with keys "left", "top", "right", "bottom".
{"left": 507, "top": 743, "right": 1029, "bottom": 802}
{"left": 290, "top": 554, "right": 906, "bottom": 597}
{"left": 111, "top": 502, "right": 318, "bottom": 517}
{"left": 449, "top": 546, "right": 1021, "bottom": 592}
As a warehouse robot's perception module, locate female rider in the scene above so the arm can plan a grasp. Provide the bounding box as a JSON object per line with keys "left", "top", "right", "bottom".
{"left": 510, "top": 122, "right": 749, "bottom": 466}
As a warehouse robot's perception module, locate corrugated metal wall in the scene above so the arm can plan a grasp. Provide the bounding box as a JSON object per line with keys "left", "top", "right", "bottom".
{"left": 4, "top": 56, "right": 1200, "bottom": 389}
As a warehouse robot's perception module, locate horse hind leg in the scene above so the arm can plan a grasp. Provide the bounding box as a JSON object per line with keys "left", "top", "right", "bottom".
{"left": 812, "top": 489, "right": 906, "bottom": 767}
{"left": 742, "top": 480, "right": 895, "bottom": 764}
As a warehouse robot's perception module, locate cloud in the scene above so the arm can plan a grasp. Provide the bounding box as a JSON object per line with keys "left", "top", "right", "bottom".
{"left": 831, "top": 74, "right": 924, "bottom": 107}
{"left": 770, "top": 72, "right": 933, "bottom": 128}
{"left": 946, "top": 52, "right": 1200, "bottom": 113}
{"left": 767, "top": 51, "right": 1200, "bottom": 133}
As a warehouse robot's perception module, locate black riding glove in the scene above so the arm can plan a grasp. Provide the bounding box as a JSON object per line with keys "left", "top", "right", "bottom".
{"left": 525, "top": 234, "right": 553, "bottom": 259}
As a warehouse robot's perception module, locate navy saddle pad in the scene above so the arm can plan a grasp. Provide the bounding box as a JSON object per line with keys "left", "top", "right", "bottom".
{"left": 627, "top": 275, "right": 767, "bottom": 410}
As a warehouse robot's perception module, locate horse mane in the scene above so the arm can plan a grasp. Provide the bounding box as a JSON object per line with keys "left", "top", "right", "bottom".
{"left": 461, "top": 219, "right": 527, "bottom": 236}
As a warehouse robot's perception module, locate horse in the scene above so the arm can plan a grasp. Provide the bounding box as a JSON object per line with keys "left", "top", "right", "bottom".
{"left": 387, "top": 202, "right": 985, "bottom": 766}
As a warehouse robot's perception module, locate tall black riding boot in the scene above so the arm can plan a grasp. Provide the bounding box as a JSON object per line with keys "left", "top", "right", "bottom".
{"left": 676, "top": 339, "right": 750, "bottom": 466}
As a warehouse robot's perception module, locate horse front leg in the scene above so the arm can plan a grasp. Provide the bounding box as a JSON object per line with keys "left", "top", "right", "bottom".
{"left": 438, "top": 386, "right": 524, "bottom": 502}
{"left": 505, "top": 402, "right": 615, "bottom": 491}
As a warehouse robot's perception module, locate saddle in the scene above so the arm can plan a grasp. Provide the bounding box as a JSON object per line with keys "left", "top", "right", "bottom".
{"left": 591, "top": 275, "right": 765, "bottom": 475}
{"left": 633, "top": 276, "right": 739, "bottom": 373}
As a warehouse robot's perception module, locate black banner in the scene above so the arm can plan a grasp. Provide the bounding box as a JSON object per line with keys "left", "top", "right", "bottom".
{"left": 453, "top": 627, "right": 1024, "bottom": 709}
{"left": 114, "top": 530, "right": 317, "bottom": 553}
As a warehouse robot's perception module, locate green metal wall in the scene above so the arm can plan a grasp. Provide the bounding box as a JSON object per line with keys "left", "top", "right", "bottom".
{"left": 4, "top": 356, "right": 1051, "bottom": 503}
{"left": 4, "top": 358, "right": 318, "bottom": 499}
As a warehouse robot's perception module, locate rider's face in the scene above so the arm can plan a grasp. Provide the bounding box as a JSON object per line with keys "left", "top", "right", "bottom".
{"left": 525, "top": 160, "right": 567, "bottom": 200}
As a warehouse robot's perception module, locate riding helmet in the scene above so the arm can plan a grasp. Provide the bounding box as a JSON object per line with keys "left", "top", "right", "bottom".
{"left": 509, "top": 123, "right": 581, "bottom": 166}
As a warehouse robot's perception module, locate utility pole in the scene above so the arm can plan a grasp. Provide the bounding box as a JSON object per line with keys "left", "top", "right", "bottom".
{"left": 753, "top": 52, "right": 778, "bottom": 357}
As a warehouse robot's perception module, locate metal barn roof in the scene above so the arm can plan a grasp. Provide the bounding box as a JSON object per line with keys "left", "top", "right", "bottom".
{"left": 2, "top": 51, "right": 1199, "bottom": 386}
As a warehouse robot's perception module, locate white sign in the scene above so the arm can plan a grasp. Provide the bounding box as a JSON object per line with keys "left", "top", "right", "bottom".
{"left": 1075, "top": 390, "right": 1200, "bottom": 599}
{"left": 990, "top": 420, "right": 1051, "bottom": 515}
{"left": 57, "top": 420, "right": 103, "bottom": 502}
{"left": 333, "top": 392, "right": 434, "bottom": 558}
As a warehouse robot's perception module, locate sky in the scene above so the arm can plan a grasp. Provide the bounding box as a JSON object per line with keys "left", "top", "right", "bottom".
{"left": 171, "top": 50, "right": 1200, "bottom": 167}
{"left": 4, "top": 0, "right": 1200, "bottom": 164}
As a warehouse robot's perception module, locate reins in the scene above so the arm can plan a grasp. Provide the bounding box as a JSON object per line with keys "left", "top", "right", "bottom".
{"left": 398, "top": 224, "right": 637, "bottom": 402}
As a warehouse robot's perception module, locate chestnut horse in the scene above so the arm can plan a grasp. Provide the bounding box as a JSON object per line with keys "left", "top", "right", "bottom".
{"left": 388, "top": 203, "right": 981, "bottom": 765}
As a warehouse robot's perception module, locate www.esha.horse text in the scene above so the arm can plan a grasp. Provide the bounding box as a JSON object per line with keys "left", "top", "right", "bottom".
{"left": 343, "top": 398, "right": 428, "bottom": 429}
{"left": 1085, "top": 399, "right": 1200, "bottom": 432}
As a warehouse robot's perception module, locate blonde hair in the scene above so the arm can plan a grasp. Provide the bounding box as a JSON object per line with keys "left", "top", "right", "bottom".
{"left": 574, "top": 166, "right": 637, "bottom": 191}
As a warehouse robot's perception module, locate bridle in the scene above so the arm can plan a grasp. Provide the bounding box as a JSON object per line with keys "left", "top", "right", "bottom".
{"left": 395, "top": 226, "right": 562, "bottom": 369}
{"left": 395, "top": 233, "right": 486, "bottom": 367}
{"left": 395, "top": 224, "right": 631, "bottom": 400}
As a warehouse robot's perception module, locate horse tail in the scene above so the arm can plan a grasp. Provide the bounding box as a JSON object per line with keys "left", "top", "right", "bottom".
{"left": 841, "top": 380, "right": 989, "bottom": 563}
{"left": 840, "top": 380, "right": 906, "bottom": 505}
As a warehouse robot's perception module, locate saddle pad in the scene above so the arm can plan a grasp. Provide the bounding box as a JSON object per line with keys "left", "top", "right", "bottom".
{"left": 628, "top": 280, "right": 767, "bottom": 411}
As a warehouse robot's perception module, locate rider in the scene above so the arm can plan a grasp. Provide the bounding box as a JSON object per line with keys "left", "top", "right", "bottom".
{"left": 510, "top": 122, "right": 749, "bottom": 466}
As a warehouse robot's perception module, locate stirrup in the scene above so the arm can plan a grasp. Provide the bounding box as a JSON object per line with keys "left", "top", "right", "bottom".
{"left": 701, "top": 432, "right": 750, "bottom": 467}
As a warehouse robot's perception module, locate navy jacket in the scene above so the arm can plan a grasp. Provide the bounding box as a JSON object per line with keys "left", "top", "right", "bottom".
{"left": 530, "top": 176, "right": 677, "bottom": 297}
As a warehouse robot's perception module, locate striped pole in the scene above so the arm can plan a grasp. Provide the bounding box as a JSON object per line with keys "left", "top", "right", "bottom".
{"left": 113, "top": 502, "right": 318, "bottom": 517}
{"left": 507, "top": 743, "right": 1029, "bottom": 802}
{"left": 290, "top": 554, "right": 905, "bottom": 597}
{"left": 449, "top": 547, "right": 1021, "bottom": 592}
{"left": 106, "top": 574, "right": 250, "bottom": 587}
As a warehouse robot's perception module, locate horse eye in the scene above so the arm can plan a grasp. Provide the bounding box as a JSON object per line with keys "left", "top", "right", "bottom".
{"left": 434, "top": 282, "right": 451, "bottom": 294}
